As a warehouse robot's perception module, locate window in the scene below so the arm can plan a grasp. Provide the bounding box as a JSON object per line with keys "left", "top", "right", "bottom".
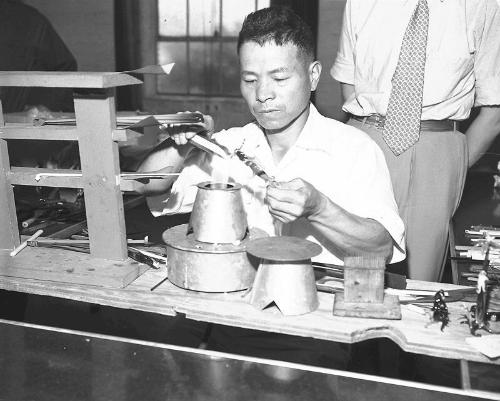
{"left": 156, "top": 0, "right": 270, "bottom": 97}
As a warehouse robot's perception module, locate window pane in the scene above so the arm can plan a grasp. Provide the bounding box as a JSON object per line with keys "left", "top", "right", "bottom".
{"left": 189, "top": 0, "right": 220, "bottom": 37}
{"left": 158, "top": 0, "right": 187, "bottom": 36}
{"left": 220, "top": 41, "right": 240, "bottom": 96}
{"left": 222, "top": 0, "right": 255, "bottom": 36}
{"left": 157, "top": 42, "right": 188, "bottom": 94}
{"left": 189, "top": 42, "right": 220, "bottom": 95}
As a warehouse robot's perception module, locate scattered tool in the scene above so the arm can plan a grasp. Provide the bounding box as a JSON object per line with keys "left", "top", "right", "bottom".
{"left": 156, "top": 112, "right": 232, "bottom": 160}
{"left": 28, "top": 238, "right": 151, "bottom": 247}
{"left": 428, "top": 290, "right": 449, "bottom": 331}
{"left": 25, "top": 232, "right": 166, "bottom": 270}
{"left": 150, "top": 276, "right": 169, "bottom": 292}
{"left": 21, "top": 209, "right": 47, "bottom": 228}
{"left": 127, "top": 247, "right": 166, "bottom": 270}
{"left": 463, "top": 270, "right": 500, "bottom": 336}
{"left": 39, "top": 112, "right": 232, "bottom": 160}
{"left": 234, "top": 150, "right": 274, "bottom": 183}
{"left": 312, "top": 261, "right": 407, "bottom": 290}
{"left": 10, "top": 230, "right": 44, "bottom": 257}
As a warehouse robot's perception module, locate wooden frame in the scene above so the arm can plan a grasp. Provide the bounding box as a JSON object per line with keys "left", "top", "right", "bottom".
{"left": 0, "top": 71, "right": 146, "bottom": 288}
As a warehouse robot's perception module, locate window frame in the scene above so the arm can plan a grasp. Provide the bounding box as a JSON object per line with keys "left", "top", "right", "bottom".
{"left": 146, "top": 0, "right": 268, "bottom": 99}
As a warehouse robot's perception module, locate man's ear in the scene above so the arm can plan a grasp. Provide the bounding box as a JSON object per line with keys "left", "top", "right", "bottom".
{"left": 309, "top": 60, "right": 322, "bottom": 91}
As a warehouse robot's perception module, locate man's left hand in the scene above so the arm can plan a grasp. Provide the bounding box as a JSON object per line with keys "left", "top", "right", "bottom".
{"left": 265, "top": 178, "right": 326, "bottom": 223}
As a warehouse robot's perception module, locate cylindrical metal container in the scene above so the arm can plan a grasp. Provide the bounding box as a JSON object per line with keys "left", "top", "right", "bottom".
{"left": 189, "top": 182, "right": 247, "bottom": 244}
{"left": 163, "top": 224, "right": 266, "bottom": 292}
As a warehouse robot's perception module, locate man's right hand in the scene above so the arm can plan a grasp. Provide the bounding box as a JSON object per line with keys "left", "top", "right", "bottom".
{"left": 136, "top": 112, "right": 214, "bottom": 196}
{"left": 164, "top": 112, "right": 215, "bottom": 146}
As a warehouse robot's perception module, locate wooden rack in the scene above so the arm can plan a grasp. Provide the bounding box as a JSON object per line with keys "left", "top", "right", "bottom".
{"left": 0, "top": 71, "right": 146, "bottom": 288}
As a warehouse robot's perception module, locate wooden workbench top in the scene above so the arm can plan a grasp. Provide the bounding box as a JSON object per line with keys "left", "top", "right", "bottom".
{"left": 0, "top": 250, "right": 497, "bottom": 366}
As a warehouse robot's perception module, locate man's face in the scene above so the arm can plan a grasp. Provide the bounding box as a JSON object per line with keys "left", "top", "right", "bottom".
{"left": 239, "top": 41, "right": 317, "bottom": 132}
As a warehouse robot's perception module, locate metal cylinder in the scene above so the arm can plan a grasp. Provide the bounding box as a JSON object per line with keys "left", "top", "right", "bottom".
{"left": 189, "top": 182, "right": 247, "bottom": 244}
{"left": 163, "top": 224, "right": 266, "bottom": 292}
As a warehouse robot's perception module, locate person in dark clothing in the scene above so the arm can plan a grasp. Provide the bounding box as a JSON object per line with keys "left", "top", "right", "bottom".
{"left": 0, "top": 0, "right": 77, "bottom": 113}
{"left": 0, "top": 0, "right": 77, "bottom": 321}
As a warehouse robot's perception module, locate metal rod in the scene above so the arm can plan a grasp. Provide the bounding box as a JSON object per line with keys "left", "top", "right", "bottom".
{"left": 150, "top": 276, "right": 169, "bottom": 292}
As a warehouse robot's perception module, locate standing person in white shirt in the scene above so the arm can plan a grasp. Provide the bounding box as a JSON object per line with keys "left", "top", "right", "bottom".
{"left": 331, "top": 0, "right": 500, "bottom": 282}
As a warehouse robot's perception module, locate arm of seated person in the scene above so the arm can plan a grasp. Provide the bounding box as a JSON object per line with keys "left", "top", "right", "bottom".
{"left": 135, "top": 113, "right": 214, "bottom": 196}
{"left": 265, "top": 178, "right": 393, "bottom": 260}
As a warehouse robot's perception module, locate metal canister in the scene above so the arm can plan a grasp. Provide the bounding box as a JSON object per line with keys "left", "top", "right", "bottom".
{"left": 189, "top": 182, "right": 247, "bottom": 244}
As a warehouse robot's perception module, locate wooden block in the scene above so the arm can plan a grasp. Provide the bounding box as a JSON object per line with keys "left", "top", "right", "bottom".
{"left": 344, "top": 256, "right": 386, "bottom": 303}
{"left": 0, "top": 247, "right": 144, "bottom": 288}
{"left": 333, "top": 293, "right": 402, "bottom": 320}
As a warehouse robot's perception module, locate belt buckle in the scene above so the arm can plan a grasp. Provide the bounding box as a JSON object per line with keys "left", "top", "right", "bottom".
{"left": 374, "top": 115, "right": 385, "bottom": 130}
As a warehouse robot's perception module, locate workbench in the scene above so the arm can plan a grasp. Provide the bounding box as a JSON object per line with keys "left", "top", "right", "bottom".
{"left": 1, "top": 319, "right": 494, "bottom": 401}
{"left": 1, "top": 246, "right": 499, "bottom": 395}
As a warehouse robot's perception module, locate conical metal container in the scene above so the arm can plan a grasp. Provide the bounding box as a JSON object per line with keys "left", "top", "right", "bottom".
{"left": 246, "top": 236, "right": 322, "bottom": 316}
{"left": 189, "top": 182, "right": 247, "bottom": 244}
{"left": 250, "top": 260, "right": 319, "bottom": 316}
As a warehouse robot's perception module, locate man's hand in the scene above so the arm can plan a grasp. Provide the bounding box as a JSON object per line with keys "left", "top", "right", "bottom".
{"left": 164, "top": 112, "right": 215, "bottom": 147}
{"left": 265, "top": 178, "right": 326, "bottom": 223}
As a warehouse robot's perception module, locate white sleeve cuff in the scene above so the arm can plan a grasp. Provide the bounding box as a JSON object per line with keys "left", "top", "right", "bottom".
{"left": 330, "top": 55, "right": 355, "bottom": 85}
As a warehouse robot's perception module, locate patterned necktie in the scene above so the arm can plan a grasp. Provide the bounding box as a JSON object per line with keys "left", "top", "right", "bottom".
{"left": 383, "top": 0, "right": 429, "bottom": 156}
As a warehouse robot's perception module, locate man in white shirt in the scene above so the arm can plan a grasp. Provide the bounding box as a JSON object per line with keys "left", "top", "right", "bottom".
{"left": 140, "top": 8, "right": 405, "bottom": 267}
{"left": 331, "top": 0, "right": 500, "bottom": 281}
{"left": 138, "top": 6, "right": 404, "bottom": 369}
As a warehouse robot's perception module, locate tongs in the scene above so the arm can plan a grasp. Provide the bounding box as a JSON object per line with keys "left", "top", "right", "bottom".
{"left": 36, "top": 112, "right": 232, "bottom": 160}
{"left": 156, "top": 112, "right": 231, "bottom": 160}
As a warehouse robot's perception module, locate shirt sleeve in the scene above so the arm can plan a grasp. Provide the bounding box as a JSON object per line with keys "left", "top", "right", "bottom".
{"left": 343, "top": 138, "right": 406, "bottom": 264}
{"left": 330, "top": 0, "right": 355, "bottom": 84}
{"left": 146, "top": 150, "right": 212, "bottom": 217}
{"left": 473, "top": 0, "right": 500, "bottom": 106}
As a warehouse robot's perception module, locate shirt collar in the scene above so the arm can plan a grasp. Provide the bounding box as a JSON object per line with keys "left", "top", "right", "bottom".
{"left": 293, "top": 102, "right": 321, "bottom": 150}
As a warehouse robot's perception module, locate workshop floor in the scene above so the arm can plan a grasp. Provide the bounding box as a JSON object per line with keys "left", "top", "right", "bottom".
{"left": 1, "top": 172, "right": 500, "bottom": 392}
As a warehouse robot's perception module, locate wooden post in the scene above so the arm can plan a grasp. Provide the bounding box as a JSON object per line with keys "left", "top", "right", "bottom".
{"left": 0, "top": 100, "right": 20, "bottom": 251}
{"left": 74, "top": 89, "right": 128, "bottom": 260}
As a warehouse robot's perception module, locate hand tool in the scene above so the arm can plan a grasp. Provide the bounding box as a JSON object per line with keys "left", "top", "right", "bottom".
{"left": 234, "top": 150, "right": 274, "bottom": 183}
{"left": 10, "top": 230, "right": 44, "bottom": 257}
{"left": 312, "top": 261, "right": 407, "bottom": 289}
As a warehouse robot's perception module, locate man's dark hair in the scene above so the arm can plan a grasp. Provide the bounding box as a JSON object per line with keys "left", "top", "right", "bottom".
{"left": 237, "top": 6, "right": 315, "bottom": 62}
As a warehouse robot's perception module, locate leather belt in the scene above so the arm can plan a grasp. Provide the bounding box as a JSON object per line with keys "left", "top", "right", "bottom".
{"left": 349, "top": 114, "right": 458, "bottom": 132}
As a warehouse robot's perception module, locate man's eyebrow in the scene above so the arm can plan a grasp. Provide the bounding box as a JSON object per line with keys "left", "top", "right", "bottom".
{"left": 241, "top": 67, "right": 290, "bottom": 75}
{"left": 269, "top": 67, "right": 289, "bottom": 74}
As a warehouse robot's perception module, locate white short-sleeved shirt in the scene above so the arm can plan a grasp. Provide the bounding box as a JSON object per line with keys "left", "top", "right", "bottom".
{"left": 148, "top": 104, "right": 406, "bottom": 264}
{"left": 331, "top": 0, "right": 500, "bottom": 120}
